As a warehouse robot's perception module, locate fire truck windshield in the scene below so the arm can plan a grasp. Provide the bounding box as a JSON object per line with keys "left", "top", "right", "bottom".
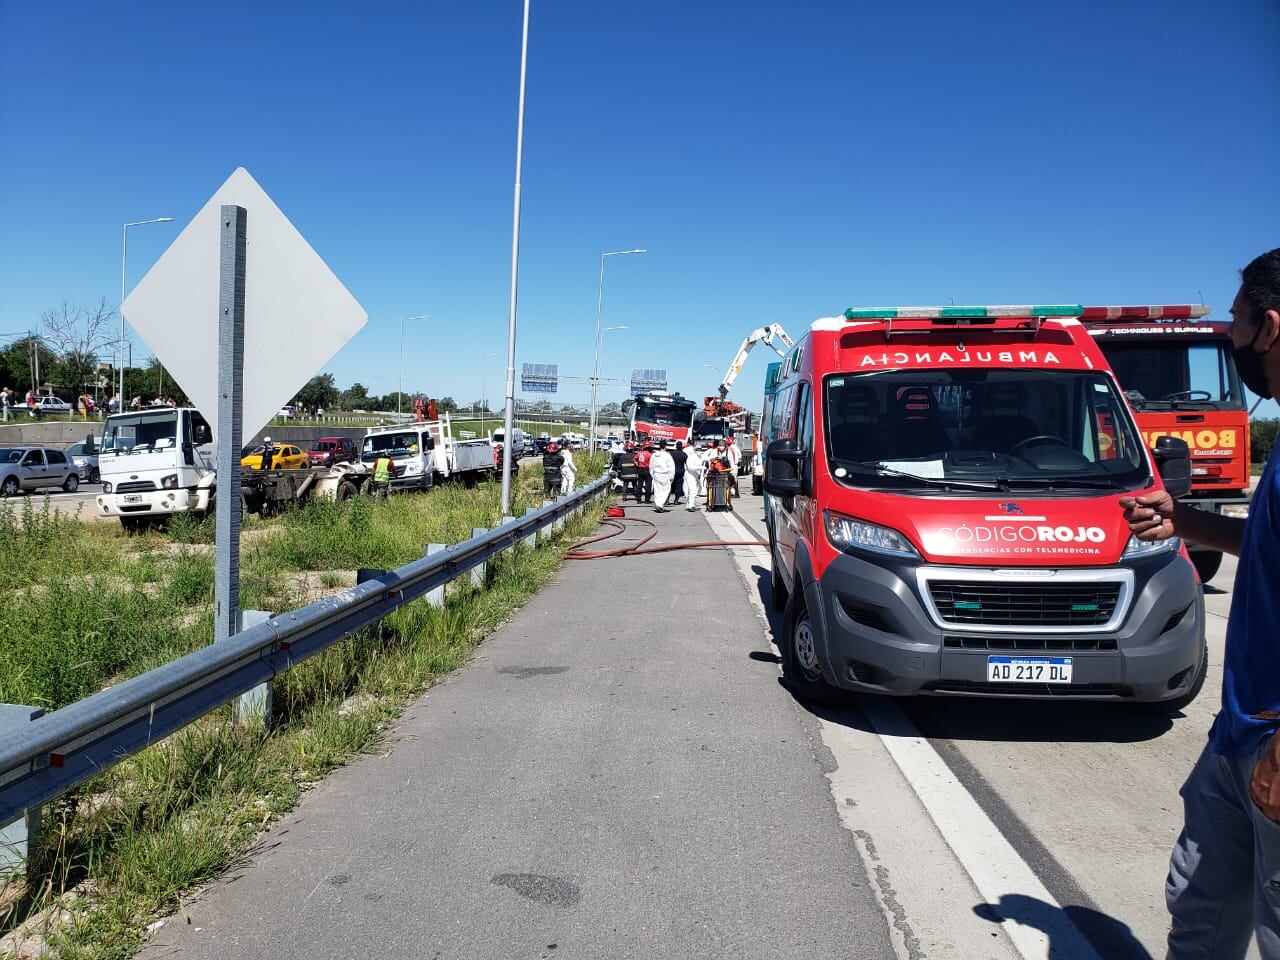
{"left": 1098, "top": 340, "right": 1244, "bottom": 410}
{"left": 822, "top": 369, "right": 1149, "bottom": 492}
{"left": 635, "top": 401, "right": 694, "bottom": 428}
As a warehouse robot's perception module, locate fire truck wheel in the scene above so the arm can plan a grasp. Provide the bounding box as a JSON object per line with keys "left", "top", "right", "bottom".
{"left": 1191, "top": 550, "right": 1223, "bottom": 584}
{"left": 781, "top": 588, "right": 843, "bottom": 707}
{"left": 1136, "top": 640, "right": 1207, "bottom": 715}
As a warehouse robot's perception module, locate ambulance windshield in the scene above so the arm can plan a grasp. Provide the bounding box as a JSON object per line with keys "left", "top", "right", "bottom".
{"left": 823, "top": 370, "right": 1149, "bottom": 492}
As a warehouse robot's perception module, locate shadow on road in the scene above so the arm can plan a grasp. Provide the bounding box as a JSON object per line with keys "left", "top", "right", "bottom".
{"left": 974, "top": 895, "right": 1154, "bottom": 960}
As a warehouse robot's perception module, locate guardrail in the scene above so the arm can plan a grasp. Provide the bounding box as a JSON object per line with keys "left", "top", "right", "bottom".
{"left": 0, "top": 476, "right": 610, "bottom": 829}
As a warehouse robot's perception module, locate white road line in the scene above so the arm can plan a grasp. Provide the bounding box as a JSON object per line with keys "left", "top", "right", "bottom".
{"left": 701, "top": 507, "right": 1101, "bottom": 960}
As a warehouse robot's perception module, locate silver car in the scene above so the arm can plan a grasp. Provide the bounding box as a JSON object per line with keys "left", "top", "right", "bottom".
{"left": 0, "top": 447, "right": 80, "bottom": 496}
{"left": 66, "top": 441, "right": 100, "bottom": 483}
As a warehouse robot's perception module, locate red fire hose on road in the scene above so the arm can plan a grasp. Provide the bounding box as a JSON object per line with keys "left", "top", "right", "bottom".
{"left": 565, "top": 515, "right": 767, "bottom": 560}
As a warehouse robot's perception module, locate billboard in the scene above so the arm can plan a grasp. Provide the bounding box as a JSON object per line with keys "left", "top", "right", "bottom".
{"left": 521, "top": 362, "right": 558, "bottom": 394}
{"left": 630, "top": 368, "right": 667, "bottom": 397}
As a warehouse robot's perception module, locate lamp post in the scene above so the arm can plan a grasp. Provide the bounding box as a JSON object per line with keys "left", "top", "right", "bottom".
{"left": 595, "top": 325, "right": 627, "bottom": 439}
{"left": 481, "top": 351, "right": 500, "bottom": 434}
{"left": 398, "top": 314, "right": 430, "bottom": 416}
{"left": 120, "top": 217, "right": 175, "bottom": 406}
{"left": 589, "top": 248, "right": 646, "bottom": 446}
{"left": 499, "top": 0, "right": 532, "bottom": 516}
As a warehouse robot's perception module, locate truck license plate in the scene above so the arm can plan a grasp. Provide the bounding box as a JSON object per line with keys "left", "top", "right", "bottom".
{"left": 122, "top": 494, "right": 143, "bottom": 504}
{"left": 986, "top": 656, "right": 1072, "bottom": 684}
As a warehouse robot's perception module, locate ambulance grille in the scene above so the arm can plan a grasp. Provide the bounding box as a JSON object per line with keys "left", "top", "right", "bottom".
{"left": 928, "top": 581, "right": 1122, "bottom": 627}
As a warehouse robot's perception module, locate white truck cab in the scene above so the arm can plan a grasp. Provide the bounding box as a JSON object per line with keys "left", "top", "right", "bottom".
{"left": 97, "top": 408, "right": 216, "bottom": 528}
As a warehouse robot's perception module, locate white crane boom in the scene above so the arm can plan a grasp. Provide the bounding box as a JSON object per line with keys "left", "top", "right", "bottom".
{"left": 717, "top": 324, "right": 794, "bottom": 399}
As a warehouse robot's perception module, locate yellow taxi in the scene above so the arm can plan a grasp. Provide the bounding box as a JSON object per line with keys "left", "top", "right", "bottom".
{"left": 241, "top": 443, "right": 309, "bottom": 470}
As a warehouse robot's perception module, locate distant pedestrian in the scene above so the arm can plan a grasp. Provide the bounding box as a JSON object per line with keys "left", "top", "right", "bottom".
{"left": 542, "top": 442, "right": 564, "bottom": 497}
{"left": 0, "top": 386, "right": 12, "bottom": 422}
{"left": 650, "top": 440, "right": 675, "bottom": 512}
{"left": 260, "top": 436, "right": 275, "bottom": 471}
{"left": 1122, "top": 248, "right": 1280, "bottom": 959}
{"left": 671, "top": 440, "right": 687, "bottom": 504}
{"left": 682, "top": 439, "right": 704, "bottom": 511}
{"left": 560, "top": 440, "right": 576, "bottom": 495}
{"left": 634, "top": 442, "right": 653, "bottom": 504}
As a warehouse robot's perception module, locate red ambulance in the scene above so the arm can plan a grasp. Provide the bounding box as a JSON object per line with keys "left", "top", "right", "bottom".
{"left": 764, "top": 305, "right": 1205, "bottom": 710}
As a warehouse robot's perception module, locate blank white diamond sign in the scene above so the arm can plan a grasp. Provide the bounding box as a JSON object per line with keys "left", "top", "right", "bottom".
{"left": 122, "top": 167, "right": 367, "bottom": 441}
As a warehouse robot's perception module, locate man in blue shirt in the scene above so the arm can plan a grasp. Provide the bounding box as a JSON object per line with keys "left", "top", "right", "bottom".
{"left": 1122, "top": 247, "right": 1280, "bottom": 959}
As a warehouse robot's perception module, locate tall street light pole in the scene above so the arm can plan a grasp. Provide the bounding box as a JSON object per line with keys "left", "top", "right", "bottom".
{"left": 596, "top": 325, "right": 627, "bottom": 440}
{"left": 120, "top": 217, "right": 175, "bottom": 405}
{"left": 398, "top": 314, "right": 430, "bottom": 416}
{"left": 481, "top": 351, "right": 500, "bottom": 434}
{"left": 590, "top": 248, "right": 646, "bottom": 444}
{"left": 499, "top": 0, "right": 532, "bottom": 516}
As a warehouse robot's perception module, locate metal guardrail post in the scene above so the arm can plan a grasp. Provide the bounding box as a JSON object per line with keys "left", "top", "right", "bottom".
{"left": 541, "top": 501, "right": 554, "bottom": 536}
{"left": 233, "top": 610, "right": 274, "bottom": 726}
{"left": 425, "top": 544, "right": 445, "bottom": 607}
{"left": 470, "top": 528, "right": 488, "bottom": 588}
{"left": 523, "top": 506, "right": 539, "bottom": 547}
{"left": 0, "top": 704, "right": 43, "bottom": 879}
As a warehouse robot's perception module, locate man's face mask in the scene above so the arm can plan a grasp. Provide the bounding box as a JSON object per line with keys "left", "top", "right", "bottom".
{"left": 1234, "top": 314, "right": 1274, "bottom": 400}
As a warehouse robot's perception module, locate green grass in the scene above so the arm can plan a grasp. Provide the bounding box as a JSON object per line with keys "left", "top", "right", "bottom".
{"left": 0, "top": 463, "right": 607, "bottom": 959}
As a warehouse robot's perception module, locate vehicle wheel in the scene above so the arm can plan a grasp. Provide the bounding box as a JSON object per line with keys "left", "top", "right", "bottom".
{"left": 63, "top": 474, "right": 79, "bottom": 492}
{"left": 120, "top": 516, "right": 146, "bottom": 533}
{"left": 1191, "top": 550, "right": 1223, "bottom": 584}
{"left": 1, "top": 476, "right": 18, "bottom": 498}
{"left": 1136, "top": 641, "right": 1208, "bottom": 715}
{"left": 89, "top": 467, "right": 100, "bottom": 483}
{"left": 781, "top": 584, "right": 844, "bottom": 706}
{"left": 336, "top": 481, "right": 357, "bottom": 501}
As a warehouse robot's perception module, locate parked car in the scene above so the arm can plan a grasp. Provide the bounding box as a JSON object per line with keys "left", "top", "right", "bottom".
{"left": 66, "top": 440, "right": 101, "bottom": 483}
{"left": 0, "top": 447, "right": 80, "bottom": 495}
{"left": 29, "top": 396, "right": 73, "bottom": 415}
{"left": 278, "top": 405, "right": 297, "bottom": 419}
{"left": 241, "top": 444, "right": 309, "bottom": 470}
{"left": 308, "top": 436, "right": 356, "bottom": 467}
{"left": 534, "top": 436, "right": 550, "bottom": 454}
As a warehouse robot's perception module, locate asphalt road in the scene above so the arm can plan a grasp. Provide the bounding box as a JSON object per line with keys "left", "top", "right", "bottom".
{"left": 139, "top": 492, "right": 1250, "bottom": 959}
{"left": 0, "top": 484, "right": 108, "bottom": 521}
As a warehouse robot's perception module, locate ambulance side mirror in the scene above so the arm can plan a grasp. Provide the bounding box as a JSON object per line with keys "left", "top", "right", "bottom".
{"left": 1153, "top": 435, "right": 1192, "bottom": 499}
{"left": 764, "top": 438, "right": 802, "bottom": 497}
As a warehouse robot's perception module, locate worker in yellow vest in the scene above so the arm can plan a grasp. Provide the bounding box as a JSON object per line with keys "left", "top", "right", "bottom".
{"left": 373, "top": 454, "right": 395, "bottom": 497}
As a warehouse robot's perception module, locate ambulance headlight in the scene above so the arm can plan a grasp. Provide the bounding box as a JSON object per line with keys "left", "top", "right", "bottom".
{"left": 825, "top": 511, "right": 920, "bottom": 559}
{"left": 1121, "top": 534, "right": 1181, "bottom": 559}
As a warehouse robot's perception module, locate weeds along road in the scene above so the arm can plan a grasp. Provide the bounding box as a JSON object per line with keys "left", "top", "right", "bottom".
{"left": 135, "top": 491, "right": 1241, "bottom": 960}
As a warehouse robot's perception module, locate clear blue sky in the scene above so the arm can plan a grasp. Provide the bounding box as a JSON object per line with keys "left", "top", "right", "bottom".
{"left": 2, "top": 0, "right": 1279, "bottom": 414}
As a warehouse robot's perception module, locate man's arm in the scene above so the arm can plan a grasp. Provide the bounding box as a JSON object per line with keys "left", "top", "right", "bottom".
{"left": 1120, "top": 489, "right": 1247, "bottom": 558}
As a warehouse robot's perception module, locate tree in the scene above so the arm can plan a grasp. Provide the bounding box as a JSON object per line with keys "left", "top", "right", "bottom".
{"left": 438, "top": 396, "right": 458, "bottom": 413}
{"left": 293, "top": 373, "right": 338, "bottom": 412}
{"left": 40, "top": 297, "right": 116, "bottom": 392}
{"left": 137, "top": 357, "right": 191, "bottom": 406}
{"left": 1, "top": 334, "right": 58, "bottom": 393}
{"left": 340, "top": 381, "right": 370, "bottom": 410}
{"left": 1252, "top": 419, "right": 1280, "bottom": 464}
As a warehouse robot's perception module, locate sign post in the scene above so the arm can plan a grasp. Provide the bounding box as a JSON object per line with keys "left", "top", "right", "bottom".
{"left": 214, "top": 206, "right": 247, "bottom": 645}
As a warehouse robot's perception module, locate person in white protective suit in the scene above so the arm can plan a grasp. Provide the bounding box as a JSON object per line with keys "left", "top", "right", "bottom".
{"left": 683, "top": 439, "right": 705, "bottom": 511}
{"left": 560, "top": 439, "right": 576, "bottom": 494}
{"left": 649, "top": 439, "right": 676, "bottom": 513}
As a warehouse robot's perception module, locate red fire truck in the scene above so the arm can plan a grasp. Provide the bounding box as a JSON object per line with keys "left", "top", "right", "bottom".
{"left": 1084, "top": 305, "right": 1250, "bottom": 583}
{"left": 622, "top": 391, "right": 697, "bottom": 444}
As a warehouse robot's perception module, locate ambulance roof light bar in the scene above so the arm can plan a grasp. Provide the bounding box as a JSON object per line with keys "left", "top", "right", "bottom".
{"left": 842, "top": 305, "right": 1081, "bottom": 340}
{"left": 1078, "top": 304, "right": 1210, "bottom": 322}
